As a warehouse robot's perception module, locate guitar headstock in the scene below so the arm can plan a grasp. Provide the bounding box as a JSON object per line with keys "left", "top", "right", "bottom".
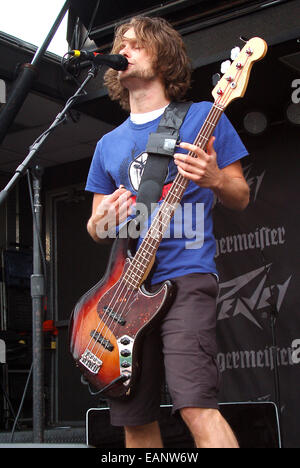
{"left": 212, "top": 37, "right": 268, "bottom": 108}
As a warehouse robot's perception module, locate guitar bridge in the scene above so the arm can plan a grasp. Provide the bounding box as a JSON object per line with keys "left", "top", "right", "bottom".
{"left": 79, "top": 350, "right": 102, "bottom": 374}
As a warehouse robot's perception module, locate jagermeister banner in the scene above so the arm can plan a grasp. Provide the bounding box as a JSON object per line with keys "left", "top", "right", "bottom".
{"left": 213, "top": 127, "right": 300, "bottom": 448}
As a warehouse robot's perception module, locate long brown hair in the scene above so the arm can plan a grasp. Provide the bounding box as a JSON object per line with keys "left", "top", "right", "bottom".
{"left": 103, "top": 16, "right": 192, "bottom": 111}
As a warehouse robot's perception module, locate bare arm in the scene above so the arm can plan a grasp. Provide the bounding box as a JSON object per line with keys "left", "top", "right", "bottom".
{"left": 211, "top": 160, "right": 250, "bottom": 211}
{"left": 87, "top": 187, "right": 133, "bottom": 242}
{"left": 173, "top": 136, "right": 249, "bottom": 211}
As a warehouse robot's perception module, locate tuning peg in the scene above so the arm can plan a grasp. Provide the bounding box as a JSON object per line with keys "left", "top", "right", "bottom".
{"left": 221, "top": 60, "right": 231, "bottom": 75}
{"left": 230, "top": 46, "right": 240, "bottom": 61}
{"left": 212, "top": 73, "right": 220, "bottom": 86}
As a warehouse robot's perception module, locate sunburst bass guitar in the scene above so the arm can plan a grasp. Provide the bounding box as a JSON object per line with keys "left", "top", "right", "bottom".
{"left": 69, "top": 37, "right": 267, "bottom": 399}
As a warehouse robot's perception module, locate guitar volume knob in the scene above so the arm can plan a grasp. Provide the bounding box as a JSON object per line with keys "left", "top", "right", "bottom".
{"left": 121, "top": 361, "right": 131, "bottom": 368}
{"left": 120, "top": 337, "right": 130, "bottom": 345}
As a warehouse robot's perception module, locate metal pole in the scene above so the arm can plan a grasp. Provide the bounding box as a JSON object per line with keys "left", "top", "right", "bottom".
{"left": 31, "top": 0, "right": 70, "bottom": 67}
{"left": 0, "top": 0, "right": 70, "bottom": 443}
{"left": 0, "top": 0, "right": 70, "bottom": 145}
{"left": 0, "top": 64, "right": 100, "bottom": 444}
{"left": 31, "top": 166, "right": 45, "bottom": 443}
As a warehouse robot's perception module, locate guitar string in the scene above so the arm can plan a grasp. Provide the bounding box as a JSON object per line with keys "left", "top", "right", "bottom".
{"left": 105, "top": 55, "right": 252, "bottom": 333}
{"left": 82, "top": 53, "right": 251, "bottom": 367}
{"left": 92, "top": 56, "right": 253, "bottom": 372}
{"left": 84, "top": 99, "right": 228, "bottom": 363}
{"left": 84, "top": 101, "right": 225, "bottom": 363}
{"left": 86, "top": 102, "right": 224, "bottom": 362}
{"left": 83, "top": 103, "right": 222, "bottom": 361}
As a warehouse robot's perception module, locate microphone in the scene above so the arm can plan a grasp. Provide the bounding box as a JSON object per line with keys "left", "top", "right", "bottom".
{"left": 69, "top": 50, "right": 128, "bottom": 71}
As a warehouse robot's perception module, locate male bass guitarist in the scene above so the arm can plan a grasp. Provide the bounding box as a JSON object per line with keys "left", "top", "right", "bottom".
{"left": 85, "top": 16, "right": 249, "bottom": 448}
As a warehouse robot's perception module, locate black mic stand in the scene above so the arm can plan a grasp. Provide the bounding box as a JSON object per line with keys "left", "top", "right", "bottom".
{"left": 0, "top": 63, "right": 100, "bottom": 443}
{"left": 259, "top": 251, "right": 283, "bottom": 447}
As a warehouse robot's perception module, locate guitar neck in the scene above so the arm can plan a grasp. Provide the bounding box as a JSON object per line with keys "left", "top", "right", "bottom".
{"left": 123, "top": 102, "right": 225, "bottom": 289}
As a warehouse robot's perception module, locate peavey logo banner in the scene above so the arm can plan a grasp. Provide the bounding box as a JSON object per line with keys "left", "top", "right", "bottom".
{"left": 217, "top": 265, "right": 291, "bottom": 329}
{"left": 213, "top": 126, "right": 300, "bottom": 447}
{"left": 243, "top": 163, "right": 266, "bottom": 202}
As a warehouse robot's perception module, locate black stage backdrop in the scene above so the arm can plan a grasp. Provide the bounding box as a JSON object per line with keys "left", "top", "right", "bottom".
{"left": 43, "top": 123, "right": 299, "bottom": 446}
{"left": 213, "top": 124, "right": 300, "bottom": 448}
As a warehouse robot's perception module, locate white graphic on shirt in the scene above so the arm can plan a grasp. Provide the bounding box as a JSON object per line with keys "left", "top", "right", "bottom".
{"left": 129, "top": 152, "right": 170, "bottom": 192}
{"left": 129, "top": 152, "right": 149, "bottom": 192}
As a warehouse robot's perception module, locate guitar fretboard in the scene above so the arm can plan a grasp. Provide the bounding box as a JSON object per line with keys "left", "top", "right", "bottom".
{"left": 123, "top": 102, "right": 224, "bottom": 289}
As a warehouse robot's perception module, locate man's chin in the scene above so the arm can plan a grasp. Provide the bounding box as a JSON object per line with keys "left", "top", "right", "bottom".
{"left": 119, "top": 66, "right": 156, "bottom": 81}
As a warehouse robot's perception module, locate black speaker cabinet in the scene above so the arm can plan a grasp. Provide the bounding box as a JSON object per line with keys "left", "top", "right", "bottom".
{"left": 86, "top": 402, "right": 281, "bottom": 448}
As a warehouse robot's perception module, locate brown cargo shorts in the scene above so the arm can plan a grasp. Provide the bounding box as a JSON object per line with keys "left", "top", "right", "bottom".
{"left": 108, "top": 272, "right": 221, "bottom": 427}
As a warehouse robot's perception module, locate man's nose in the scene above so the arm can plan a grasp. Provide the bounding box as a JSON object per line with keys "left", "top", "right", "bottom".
{"left": 119, "top": 44, "right": 131, "bottom": 57}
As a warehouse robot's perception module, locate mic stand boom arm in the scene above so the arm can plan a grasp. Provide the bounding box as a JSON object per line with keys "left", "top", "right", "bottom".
{"left": 0, "top": 63, "right": 100, "bottom": 443}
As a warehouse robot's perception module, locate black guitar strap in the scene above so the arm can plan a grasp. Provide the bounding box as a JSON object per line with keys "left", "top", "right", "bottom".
{"left": 135, "top": 101, "right": 193, "bottom": 222}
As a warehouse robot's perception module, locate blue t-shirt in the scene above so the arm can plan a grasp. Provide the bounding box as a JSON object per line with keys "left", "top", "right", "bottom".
{"left": 85, "top": 101, "right": 248, "bottom": 284}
